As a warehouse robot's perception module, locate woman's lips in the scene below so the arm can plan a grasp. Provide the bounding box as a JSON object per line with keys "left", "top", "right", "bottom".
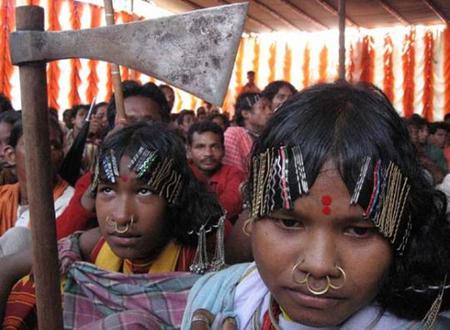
{"left": 287, "top": 288, "right": 344, "bottom": 310}
{"left": 109, "top": 234, "right": 140, "bottom": 247}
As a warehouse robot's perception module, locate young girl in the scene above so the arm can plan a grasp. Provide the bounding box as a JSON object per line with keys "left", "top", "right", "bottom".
{"left": 183, "top": 82, "right": 450, "bottom": 329}
{"left": 1, "top": 121, "right": 225, "bottom": 328}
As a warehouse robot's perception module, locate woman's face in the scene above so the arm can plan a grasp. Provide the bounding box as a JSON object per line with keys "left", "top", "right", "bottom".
{"left": 271, "top": 86, "right": 294, "bottom": 111}
{"left": 251, "top": 161, "right": 393, "bottom": 327}
{"left": 96, "top": 155, "right": 168, "bottom": 262}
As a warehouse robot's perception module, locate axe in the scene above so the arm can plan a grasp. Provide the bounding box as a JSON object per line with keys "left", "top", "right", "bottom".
{"left": 10, "top": 3, "right": 247, "bottom": 328}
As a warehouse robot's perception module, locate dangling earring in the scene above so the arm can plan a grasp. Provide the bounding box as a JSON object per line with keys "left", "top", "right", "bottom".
{"left": 210, "top": 214, "right": 226, "bottom": 271}
{"left": 189, "top": 225, "right": 209, "bottom": 274}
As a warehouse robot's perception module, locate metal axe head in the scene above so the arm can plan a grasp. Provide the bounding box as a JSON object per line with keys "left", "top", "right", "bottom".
{"left": 10, "top": 3, "right": 248, "bottom": 105}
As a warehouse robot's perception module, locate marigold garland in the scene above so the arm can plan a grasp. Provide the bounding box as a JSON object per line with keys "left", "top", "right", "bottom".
{"left": 234, "top": 39, "right": 245, "bottom": 96}
{"left": 383, "top": 35, "right": 394, "bottom": 102}
{"left": 268, "top": 43, "right": 277, "bottom": 83}
{"left": 86, "top": 4, "right": 101, "bottom": 103}
{"left": 348, "top": 44, "right": 355, "bottom": 83}
{"left": 69, "top": 1, "right": 83, "bottom": 106}
{"left": 422, "top": 31, "right": 434, "bottom": 121}
{"left": 318, "top": 46, "right": 328, "bottom": 82}
{"left": 252, "top": 39, "right": 260, "bottom": 85}
{"left": 302, "top": 46, "right": 310, "bottom": 87}
{"left": 283, "top": 44, "right": 292, "bottom": 83}
{"left": 360, "top": 35, "right": 374, "bottom": 83}
{"left": 444, "top": 26, "right": 450, "bottom": 115}
{"left": 47, "top": 0, "right": 62, "bottom": 110}
{"left": 402, "top": 28, "right": 416, "bottom": 118}
{"left": 0, "top": 0, "right": 14, "bottom": 99}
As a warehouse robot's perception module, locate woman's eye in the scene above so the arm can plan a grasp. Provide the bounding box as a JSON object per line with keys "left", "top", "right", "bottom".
{"left": 346, "top": 226, "right": 375, "bottom": 237}
{"left": 137, "top": 188, "right": 153, "bottom": 196}
{"left": 269, "top": 216, "right": 302, "bottom": 229}
{"left": 99, "top": 186, "right": 114, "bottom": 194}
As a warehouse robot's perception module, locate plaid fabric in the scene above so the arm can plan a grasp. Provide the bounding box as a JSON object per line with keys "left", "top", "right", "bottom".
{"left": 63, "top": 261, "right": 200, "bottom": 329}
{"left": 223, "top": 127, "right": 253, "bottom": 176}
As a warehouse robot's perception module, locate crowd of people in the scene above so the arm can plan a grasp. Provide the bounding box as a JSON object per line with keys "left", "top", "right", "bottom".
{"left": 0, "top": 74, "right": 449, "bottom": 329}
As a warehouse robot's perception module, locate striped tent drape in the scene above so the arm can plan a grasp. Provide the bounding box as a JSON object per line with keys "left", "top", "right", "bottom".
{"left": 1, "top": 0, "right": 450, "bottom": 119}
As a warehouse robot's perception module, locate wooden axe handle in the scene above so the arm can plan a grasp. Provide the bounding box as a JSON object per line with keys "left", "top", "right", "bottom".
{"left": 104, "top": 0, "right": 126, "bottom": 121}
{"left": 15, "top": 6, "right": 63, "bottom": 330}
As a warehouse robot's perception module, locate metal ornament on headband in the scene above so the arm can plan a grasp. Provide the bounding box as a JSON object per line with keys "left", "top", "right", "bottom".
{"left": 90, "top": 146, "right": 183, "bottom": 204}
{"left": 351, "top": 158, "right": 411, "bottom": 255}
{"left": 248, "top": 145, "right": 309, "bottom": 219}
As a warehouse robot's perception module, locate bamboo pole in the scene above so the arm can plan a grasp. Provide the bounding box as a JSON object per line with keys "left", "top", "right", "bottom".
{"left": 338, "top": 0, "right": 346, "bottom": 81}
{"left": 103, "top": 0, "right": 126, "bottom": 120}
{"left": 15, "top": 6, "right": 63, "bottom": 329}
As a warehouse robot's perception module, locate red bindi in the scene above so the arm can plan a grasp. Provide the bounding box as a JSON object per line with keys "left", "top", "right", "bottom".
{"left": 321, "top": 195, "right": 332, "bottom": 215}
{"left": 322, "top": 206, "right": 331, "bottom": 215}
{"left": 120, "top": 176, "right": 129, "bottom": 182}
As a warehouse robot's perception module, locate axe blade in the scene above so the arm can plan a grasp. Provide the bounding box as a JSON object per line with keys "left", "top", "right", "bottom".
{"left": 10, "top": 3, "right": 249, "bottom": 105}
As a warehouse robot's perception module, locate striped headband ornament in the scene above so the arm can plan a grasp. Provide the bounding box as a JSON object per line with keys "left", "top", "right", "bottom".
{"left": 351, "top": 158, "right": 412, "bottom": 255}
{"left": 248, "top": 148, "right": 412, "bottom": 255}
{"left": 90, "top": 146, "right": 183, "bottom": 205}
{"left": 249, "top": 145, "right": 309, "bottom": 219}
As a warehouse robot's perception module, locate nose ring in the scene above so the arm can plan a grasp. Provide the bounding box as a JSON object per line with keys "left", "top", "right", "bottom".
{"left": 106, "top": 216, "right": 134, "bottom": 234}
{"left": 292, "top": 261, "right": 347, "bottom": 296}
{"left": 292, "top": 259, "right": 307, "bottom": 284}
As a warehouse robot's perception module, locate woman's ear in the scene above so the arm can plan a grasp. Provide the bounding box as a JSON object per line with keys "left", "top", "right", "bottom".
{"left": 3, "top": 145, "right": 16, "bottom": 167}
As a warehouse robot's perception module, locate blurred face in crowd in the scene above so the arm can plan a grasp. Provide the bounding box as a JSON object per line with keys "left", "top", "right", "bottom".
{"left": 407, "top": 125, "right": 418, "bottom": 145}
{"left": 72, "top": 108, "right": 88, "bottom": 131}
{"left": 0, "top": 122, "right": 13, "bottom": 167}
{"left": 94, "top": 104, "right": 108, "bottom": 130}
{"left": 124, "top": 96, "right": 162, "bottom": 123}
{"left": 272, "top": 86, "right": 294, "bottom": 111}
{"left": 161, "top": 86, "right": 175, "bottom": 111}
{"left": 247, "top": 72, "right": 256, "bottom": 84}
{"left": 63, "top": 110, "right": 73, "bottom": 129}
{"left": 418, "top": 125, "right": 429, "bottom": 145}
{"left": 430, "top": 128, "right": 447, "bottom": 149}
{"left": 244, "top": 97, "right": 272, "bottom": 133}
{"left": 180, "top": 114, "right": 195, "bottom": 133}
{"left": 188, "top": 131, "right": 224, "bottom": 175}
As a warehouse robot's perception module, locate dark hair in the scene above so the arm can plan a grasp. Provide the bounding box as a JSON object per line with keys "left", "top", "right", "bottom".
{"left": 444, "top": 113, "right": 450, "bottom": 121}
{"left": 96, "top": 122, "right": 223, "bottom": 246}
{"left": 208, "top": 113, "right": 230, "bottom": 130}
{"left": 71, "top": 104, "right": 90, "bottom": 119}
{"left": 429, "top": 122, "right": 449, "bottom": 135}
{"left": 176, "top": 109, "right": 195, "bottom": 126}
{"left": 234, "top": 92, "right": 262, "bottom": 127}
{"left": 247, "top": 71, "right": 255, "bottom": 75}
{"left": 187, "top": 121, "right": 224, "bottom": 146}
{"left": 92, "top": 102, "right": 108, "bottom": 114}
{"left": 406, "top": 114, "right": 428, "bottom": 130}
{"left": 0, "top": 94, "right": 14, "bottom": 113}
{"left": 0, "top": 110, "right": 21, "bottom": 126}
{"left": 106, "top": 80, "right": 170, "bottom": 128}
{"left": 250, "top": 81, "right": 450, "bottom": 320}
{"left": 262, "top": 80, "right": 297, "bottom": 101}
{"left": 196, "top": 107, "right": 206, "bottom": 116}
{"left": 9, "top": 111, "right": 63, "bottom": 149}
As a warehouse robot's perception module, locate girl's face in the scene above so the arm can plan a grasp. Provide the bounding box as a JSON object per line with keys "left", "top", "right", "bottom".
{"left": 251, "top": 161, "right": 393, "bottom": 327}
{"left": 272, "top": 86, "right": 294, "bottom": 111}
{"left": 96, "top": 155, "right": 168, "bottom": 262}
{"left": 246, "top": 97, "right": 272, "bottom": 132}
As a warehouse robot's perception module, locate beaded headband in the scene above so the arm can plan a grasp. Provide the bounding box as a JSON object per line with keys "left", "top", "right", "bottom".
{"left": 91, "top": 146, "right": 183, "bottom": 204}
{"left": 248, "top": 146, "right": 412, "bottom": 255}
